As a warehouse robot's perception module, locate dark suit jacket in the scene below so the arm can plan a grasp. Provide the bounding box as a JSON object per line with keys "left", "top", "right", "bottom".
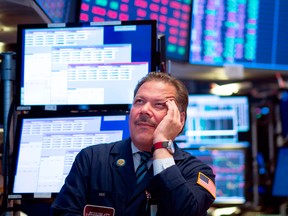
{"left": 50, "top": 138, "right": 215, "bottom": 216}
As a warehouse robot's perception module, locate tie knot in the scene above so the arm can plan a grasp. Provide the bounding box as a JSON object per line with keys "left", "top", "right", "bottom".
{"left": 139, "top": 151, "right": 152, "bottom": 162}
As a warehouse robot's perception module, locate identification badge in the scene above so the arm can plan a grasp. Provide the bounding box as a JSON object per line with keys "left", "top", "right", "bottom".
{"left": 83, "top": 204, "right": 115, "bottom": 216}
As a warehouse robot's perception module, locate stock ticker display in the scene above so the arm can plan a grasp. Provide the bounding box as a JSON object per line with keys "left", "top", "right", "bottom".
{"left": 176, "top": 95, "right": 250, "bottom": 147}
{"left": 79, "top": 0, "right": 192, "bottom": 61}
{"left": 186, "top": 148, "right": 246, "bottom": 204}
{"left": 189, "top": 0, "right": 288, "bottom": 70}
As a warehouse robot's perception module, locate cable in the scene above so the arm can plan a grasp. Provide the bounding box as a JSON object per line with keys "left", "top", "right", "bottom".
{"left": 0, "top": 98, "right": 16, "bottom": 215}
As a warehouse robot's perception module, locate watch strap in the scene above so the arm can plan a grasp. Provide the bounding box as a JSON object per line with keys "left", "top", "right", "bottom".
{"left": 151, "top": 141, "right": 169, "bottom": 153}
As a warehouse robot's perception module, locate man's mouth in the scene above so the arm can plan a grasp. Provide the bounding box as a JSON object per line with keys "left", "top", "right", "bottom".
{"left": 136, "top": 122, "right": 154, "bottom": 127}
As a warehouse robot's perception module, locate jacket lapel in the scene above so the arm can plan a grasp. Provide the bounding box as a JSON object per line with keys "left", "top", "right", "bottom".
{"left": 111, "top": 138, "right": 136, "bottom": 193}
{"left": 109, "top": 139, "right": 186, "bottom": 213}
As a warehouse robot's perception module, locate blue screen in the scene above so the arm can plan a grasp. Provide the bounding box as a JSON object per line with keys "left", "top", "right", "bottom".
{"left": 272, "top": 147, "right": 288, "bottom": 197}
{"left": 279, "top": 91, "right": 288, "bottom": 138}
{"left": 189, "top": 0, "right": 288, "bottom": 70}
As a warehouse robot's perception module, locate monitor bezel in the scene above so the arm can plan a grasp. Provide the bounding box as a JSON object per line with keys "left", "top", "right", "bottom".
{"left": 8, "top": 110, "right": 130, "bottom": 200}
{"left": 15, "top": 20, "right": 158, "bottom": 112}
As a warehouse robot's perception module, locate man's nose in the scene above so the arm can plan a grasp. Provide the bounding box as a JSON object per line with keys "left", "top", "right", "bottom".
{"left": 140, "top": 102, "right": 152, "bottom": 114}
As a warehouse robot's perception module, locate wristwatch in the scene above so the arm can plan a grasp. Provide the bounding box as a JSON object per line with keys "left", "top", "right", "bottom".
{"left": 152, "top": 140, "right": 175, "bottom": 154}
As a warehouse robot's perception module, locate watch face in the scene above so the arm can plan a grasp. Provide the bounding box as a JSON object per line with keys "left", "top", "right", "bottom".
{"left": 152, "top": 140, "right": 175, "bottom": 154}
{"left": 167, "top": 140, "right": 175, "bottom": 154}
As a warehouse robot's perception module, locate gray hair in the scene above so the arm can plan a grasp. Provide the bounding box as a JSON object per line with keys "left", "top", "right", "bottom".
{"left": 133, "top": 72, "right": 188, "bottom": 120}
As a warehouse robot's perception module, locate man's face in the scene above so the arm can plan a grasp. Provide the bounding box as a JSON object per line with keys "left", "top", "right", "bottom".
{"left": 129, "top": 80, "right": 177, "bottom": 151}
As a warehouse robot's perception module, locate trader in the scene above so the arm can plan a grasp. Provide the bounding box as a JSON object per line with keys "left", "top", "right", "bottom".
{"left": 51, "top": 72, "right": 216, "bottom": 216}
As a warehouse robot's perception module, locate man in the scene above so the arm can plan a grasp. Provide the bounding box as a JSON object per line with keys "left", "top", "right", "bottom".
{"left": 51, "top": 72, "right": 216, "bottom": 216}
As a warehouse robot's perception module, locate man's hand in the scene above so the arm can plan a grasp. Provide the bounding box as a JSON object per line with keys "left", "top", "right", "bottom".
{"left": 153, "top": 99, "right": 183, "bottom": 144}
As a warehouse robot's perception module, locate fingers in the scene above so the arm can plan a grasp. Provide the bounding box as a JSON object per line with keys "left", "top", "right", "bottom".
{"left": 165, "top": 100, "right": 181, "bottom": 121}
{"left": 165, "top": 99, "right": 182, "bottom": 134}
{"left": 153, "top": 99, "right": 182, "bottom": 143}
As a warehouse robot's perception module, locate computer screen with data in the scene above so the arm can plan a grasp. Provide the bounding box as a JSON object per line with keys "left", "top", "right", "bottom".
{"left": 185, "top": 148, "right": 247, "bottom": 204}
{"left": 177, "top": 95, "right": 250, "bottom": 148}
{"left": 189, "top": 0, "right": 288, "bottom": 71}
{"left": 78, "top": 0, "right": 192, "bottom": 61}
{"left": 16, "top": 20, "right": 157, "bottom": 111}
{"left": 9, "top": 112, "right": 130, "bottom": 199}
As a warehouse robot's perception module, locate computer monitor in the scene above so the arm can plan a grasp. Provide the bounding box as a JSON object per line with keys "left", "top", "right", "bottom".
{"left": 272, "top": 147, "right": 288, "bottom": 197}
{"left": 184, "top": 147, "right": 247, "bottom": 205}
{"left": 15, "top": 20, "right": 157, "bottom": 111}
{"left": 9, "top": 111, "right": 130, "bottom": 200}
{"left": 78, "top": 0, "right": 192, "bottom": 61}
{"left": 176, "top": 95, "right": 250, "bottom": 148}
{"left": 189, "top": 0, "right": 288, "bottom": 71}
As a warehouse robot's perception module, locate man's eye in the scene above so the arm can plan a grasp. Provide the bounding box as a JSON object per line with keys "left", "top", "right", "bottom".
{"left": 134, "top": 99, "right": 143, "bottom": 104}
{"left": 155, "top": 103, "right": 165, "bottom": 108}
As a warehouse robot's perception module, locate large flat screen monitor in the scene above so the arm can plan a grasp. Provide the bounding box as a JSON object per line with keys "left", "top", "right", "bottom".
{"left": 189, "top": 0, "right": 288, "bottom": 71}
{"left": 185, "top": 147, "right": 247, "bottom": 205}
{"left": 176, "top": 95, "right": 250, "bottom": 148}
{"left": 9, "top": 111, "right": 130, "bottom": 200}
{"left": 16, "top": 20, "right": 157, "bottom": 111}
{"left": 78, "top": 0, "right": 192, "bottom": 61}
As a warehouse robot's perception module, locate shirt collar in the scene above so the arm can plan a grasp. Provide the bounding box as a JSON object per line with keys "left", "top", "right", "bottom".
{"left": 131, "top": 141, "right": 140, "bottom": 155}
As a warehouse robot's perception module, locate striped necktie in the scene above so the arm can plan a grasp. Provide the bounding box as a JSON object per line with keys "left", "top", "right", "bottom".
{"left": 136, "top": 151, "right": 152, "bottom": 184}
